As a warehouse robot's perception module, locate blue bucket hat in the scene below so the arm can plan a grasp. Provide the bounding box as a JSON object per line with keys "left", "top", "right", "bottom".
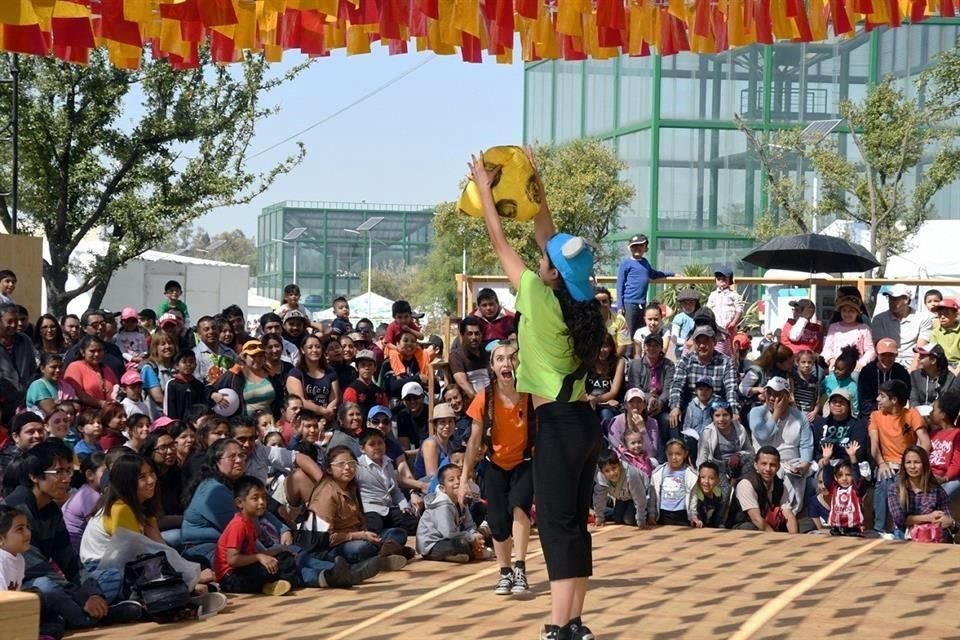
{"left": 545, "top": 233, "right": 595, "bottom": 302}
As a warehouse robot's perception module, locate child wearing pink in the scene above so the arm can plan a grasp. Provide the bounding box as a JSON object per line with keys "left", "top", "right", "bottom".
{"left": 930, "top": 426, "right": 960, "bottom": 497}
{"left": 822, "top": 295, "right": 875, "bottom": 370}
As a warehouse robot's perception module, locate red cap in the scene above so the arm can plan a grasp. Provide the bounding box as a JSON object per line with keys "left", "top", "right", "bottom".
{"left": 935, "top": 298, "right": 959, "bottom": 311}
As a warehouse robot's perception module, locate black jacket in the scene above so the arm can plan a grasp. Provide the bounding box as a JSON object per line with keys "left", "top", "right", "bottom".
{"left": 0, "top": 332, "right": 38, "bottom": 397}
{"left": 858, "top": 362, "right": 911, "bottom": 417}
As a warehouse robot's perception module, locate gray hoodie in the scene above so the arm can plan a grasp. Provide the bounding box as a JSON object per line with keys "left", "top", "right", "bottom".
{"left": 416, "top": 490, "right": 477, "bottom": 556}
{"left": 592, "top": 461, "right": 649, "bottom": 525}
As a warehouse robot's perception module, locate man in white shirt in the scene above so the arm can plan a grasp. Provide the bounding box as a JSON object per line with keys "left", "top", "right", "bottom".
{"left": 871, "top": 284, "right": 932, "bottom": 370}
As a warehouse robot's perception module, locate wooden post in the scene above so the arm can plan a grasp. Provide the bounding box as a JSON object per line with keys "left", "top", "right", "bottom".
{"left": 0, "top": 591, "right": 40, "bottom": 640}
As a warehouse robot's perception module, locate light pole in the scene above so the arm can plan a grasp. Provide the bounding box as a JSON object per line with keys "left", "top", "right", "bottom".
{"left": 271, "top": 227, "right": 307, "bottom": 285}
{"left": 344, "top": 216, "right": 384, "bottom": 316}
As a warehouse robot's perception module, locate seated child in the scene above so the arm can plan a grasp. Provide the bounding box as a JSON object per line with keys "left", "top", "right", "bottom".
{"left": 384, "top": 300, "right": 423, "bottom": 345}
{"left": 119, "top": 371, "right": 150, "bottom": 418}
{"left": 416, "top": 464, "right": 484, "bottom": 563}
{"left": 690, "top": 461, "right": 726, "bottom": 528}
{"left": 215, "top": 476, "right": 357, "bottom": 593}
{"left": 592, "top": 450, "right": 649, "bottom": 528}
{"left": 62, "top": 452, "right": 107, "bottom": 549}
{"left": 820, "top": 346, "right": 860, "bottom": 418}
{"left": 72, "top": 409, "right": 103, "bottom": 459}
{"left": 617, "top": 428, "right": 654, "bottom": 478}
{"left": 0, "top": 504, "right": 28, "bottom": 591}
{"left": 649, "top": 439, "right": 698, "bottom": 526}
{"left": 309, "top": 446, "right": 412, "bottom": 570}
{"left": 819, "top": 441, "right": 866, "bottom": 536}
{"left": 696, "top": 400, "right": 753, "bottom": 509}
{"left": 357, "top": 429, "right": 419, "bottom": 536}
{"left": 682, "top": 378, "right": 716, "bottom": 436}
{"left": 808, "top": 468, "right": 832, "bottom": 533}
{"left": 115, "top": 308, "right": 148, "bottom": 363}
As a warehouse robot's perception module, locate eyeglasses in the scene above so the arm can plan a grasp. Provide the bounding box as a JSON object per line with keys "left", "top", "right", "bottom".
{"left": 369, "top": 418, "right": 391, "bottom": 425}
{"left": 43, "top": 468, "right": 73, "bottom": 478}
{"left": 330, "top": 460, "right": 358, "bottom": 469}
{"left": 87, "top": 321, "right": 104, "bottom": 329}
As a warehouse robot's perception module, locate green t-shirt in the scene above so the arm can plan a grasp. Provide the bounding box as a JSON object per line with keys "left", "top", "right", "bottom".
{"left": 156, "top": 299, "right": 191, "bottom": 323}
{"left": 933, "top": 322, "right": 960, "bottom": 365}
{"left": 515, "top": 269, "right": 585, "bottom": 402}
{"left": 26, "top": 378, "right": 58, "bottom": 411}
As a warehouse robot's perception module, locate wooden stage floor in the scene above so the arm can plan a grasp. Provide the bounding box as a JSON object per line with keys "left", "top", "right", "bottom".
{"left": 67, "top": 526, "right": 960, "bottom": 640}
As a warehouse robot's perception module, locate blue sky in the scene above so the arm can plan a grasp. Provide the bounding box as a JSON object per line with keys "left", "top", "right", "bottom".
{"left": 198, "top": 50, "right": 523, "bottom": 237}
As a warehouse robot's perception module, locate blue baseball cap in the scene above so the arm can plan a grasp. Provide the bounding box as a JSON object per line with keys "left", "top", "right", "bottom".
{"left": 714, "top": 265, "right": 734, "bottom": 281}
{"left": 546, "top": 233, "right": 595, "bottom": 302}
{"left": 367, "top": 405, "right": 392, "bottom": 421}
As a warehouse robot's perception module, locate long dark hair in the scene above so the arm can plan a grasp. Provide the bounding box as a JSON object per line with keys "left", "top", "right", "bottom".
{"left": 142, "top": 428, "right": 176, "bottom": 471}
{"left": 33, "top": 313, "right": 66, "bottom": 353}
{"left": 94, "top": 452, "right": 158, "bottom": 529}
{"left": 552, "top": 277, "right": 605, "bottom": 368}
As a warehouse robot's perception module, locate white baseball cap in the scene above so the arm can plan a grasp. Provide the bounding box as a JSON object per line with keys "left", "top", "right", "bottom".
{"left": 764, "top": 377, "right": 789, "bottom": 393}
{"left": 401, "top": 382, "right": 425, "bottom": 398}
{"left": 883, "top": 284, "right": 913, "bottom": 300}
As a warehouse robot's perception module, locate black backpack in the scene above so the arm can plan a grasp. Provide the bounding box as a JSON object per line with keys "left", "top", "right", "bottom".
{"left": 123, "top": 552, "right": 196, "bottom": 623}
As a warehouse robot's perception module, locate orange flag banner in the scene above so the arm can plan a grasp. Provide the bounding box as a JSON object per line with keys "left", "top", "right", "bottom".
{"left": 0, "top": 0, "right": 947, "bottom": 66}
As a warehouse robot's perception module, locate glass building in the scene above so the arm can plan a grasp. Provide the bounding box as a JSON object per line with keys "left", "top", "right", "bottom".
{"left": 523, "top": 21, "right": 960, "bottom": 274}
{"left": 256, "top": 201, "right": 434, "bottom": 306}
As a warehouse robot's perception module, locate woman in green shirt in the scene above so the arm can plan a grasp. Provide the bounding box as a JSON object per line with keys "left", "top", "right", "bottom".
{"left": 469, "top": 151, "right": 606, "bottom": 640}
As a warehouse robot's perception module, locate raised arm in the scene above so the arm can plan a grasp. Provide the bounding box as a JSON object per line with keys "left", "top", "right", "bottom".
{"left": 470, "top": 154, "right": 530, "bottom": 290}
{"left": 523, "top": 147, "right": 556, "bottom": 251}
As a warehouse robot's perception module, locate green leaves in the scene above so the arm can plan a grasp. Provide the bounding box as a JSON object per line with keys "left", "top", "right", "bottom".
{"left": 0, "top": 50, "right": 307, "bottom": 313}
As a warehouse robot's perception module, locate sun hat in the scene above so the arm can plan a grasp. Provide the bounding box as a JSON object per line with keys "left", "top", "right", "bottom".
{"left": 431, "top": 403, "right": 456, "bottom": 421}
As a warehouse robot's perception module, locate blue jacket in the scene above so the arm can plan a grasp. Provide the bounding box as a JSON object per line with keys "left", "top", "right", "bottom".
{"left": 616, "top": 257, "right": 672, "bottom": 306}
{"left": 181, "top": 478, "right": 289, "bottom": 562}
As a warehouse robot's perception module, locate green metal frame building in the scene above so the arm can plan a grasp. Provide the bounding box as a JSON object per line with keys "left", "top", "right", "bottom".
{"left": 256, "top": 201, "right": 434, "bottom": 306}
{"left": 523, "top": 21, "right": 960, "bottom": 274}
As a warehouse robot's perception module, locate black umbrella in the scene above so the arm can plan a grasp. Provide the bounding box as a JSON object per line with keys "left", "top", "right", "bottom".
{"left": 742, "top": 233, "right": 880, "bottom": 274}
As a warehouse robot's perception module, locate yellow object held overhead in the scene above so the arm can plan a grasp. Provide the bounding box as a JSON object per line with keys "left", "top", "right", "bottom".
{"left": 458, "top": 146, "right": 542, "bottom": 222}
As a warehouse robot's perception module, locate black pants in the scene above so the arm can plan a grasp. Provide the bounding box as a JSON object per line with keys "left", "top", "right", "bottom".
{"left": 534, "top": 401, "right": 603, "bottom": 581}
{"left": 219, "top": 552, "right": 300, "bottom": 594}
{"left": 623, "top": 303, "right": 643, "bottom": 340}
{"left": 365, "top": 507, "right": 420, "bottom": 536}
{"left": 424, "top": 538, "right": 472, "bottom": 561}
{"left": 606, "top": 500, "right": 637, "bottom": 526}
{"left": 483, "top": 460, "right": 534, "bottom": 542}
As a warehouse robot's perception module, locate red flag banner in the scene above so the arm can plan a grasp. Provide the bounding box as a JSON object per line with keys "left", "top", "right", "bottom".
{"left": 0, "top": 0, "right": 939, "bottom": 66}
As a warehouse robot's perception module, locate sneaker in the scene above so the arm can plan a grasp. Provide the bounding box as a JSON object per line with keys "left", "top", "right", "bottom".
{"left": 511, "top": 565, "right": 530, "bottom": 595}
{"left": 567, "top": 621, "right": 595, "bottom": 640}
{"left": 262, "top": 579, "right": 292, "bottom": 596}
{"left": 350, "top": 557, "right": 382, "bottom": 584}
{"left": 104, "top": 600, "right": 144, "bottom": 624}
{"left": 442, "top": 553, "right": 471, "bottom": 564}
{"left": 379, "top": 555, "right": 408, "bottom": 571}
{"left": 197, "top": 592, "right": 228, "bottom": 620}
{"left": 539, "top": 625, "right": 563, "bottom": 640}
{"left": 494, "top": 571, "right": 514, "bottom": 596}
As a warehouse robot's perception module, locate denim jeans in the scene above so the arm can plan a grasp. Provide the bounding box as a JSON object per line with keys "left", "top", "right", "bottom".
{"left": 297, "top": 551, "right": 336, "bottom": 587}
{"left": 24, "top": 570, "right": 121, "bottom": 630}
{"left": 874, "top": 475, "right": 896, "bottom": 532}
{"left": 319, "top": 527, "right": 407, "bottom": 563}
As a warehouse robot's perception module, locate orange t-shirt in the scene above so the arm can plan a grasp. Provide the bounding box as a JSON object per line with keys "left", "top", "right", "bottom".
{"left": 467, "top": 388, "right": 528, "bottom": 471}
{"left": 869, "top": 407, "right": 926, "bottom": 464}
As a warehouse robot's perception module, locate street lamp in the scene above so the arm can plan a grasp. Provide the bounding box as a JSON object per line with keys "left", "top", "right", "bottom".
{"left": 344, "top": 216, "right": 385, "bottom": 316}
{"left": 271, "top": 227, "right": 307, "bottom": 284}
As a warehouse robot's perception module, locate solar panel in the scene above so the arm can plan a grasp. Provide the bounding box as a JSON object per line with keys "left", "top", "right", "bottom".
{"left": 355, "top": 216, "right": 385, "bottom": 232}
{"left": 798, "top": 119, "right": 841, "bottom": 146}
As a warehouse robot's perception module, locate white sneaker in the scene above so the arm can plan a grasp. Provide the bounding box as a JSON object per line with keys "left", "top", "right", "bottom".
{"left": 198, "top": 592, "right": 228, "bottom": 620}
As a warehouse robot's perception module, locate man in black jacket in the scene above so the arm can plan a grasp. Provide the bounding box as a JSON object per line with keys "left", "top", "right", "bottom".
{"left": 0, "top": 304, "right": 37, "bottom": 407}
{"left": 858, "top": 338, "right": 911, "bottom": 417}
{"left": 5, "top": 440, "right": 140, "bottom": 628}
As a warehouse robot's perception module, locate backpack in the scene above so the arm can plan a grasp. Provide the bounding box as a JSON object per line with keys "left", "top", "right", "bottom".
{"left": 123, "top": 552, "right": 196, "bottom": 623}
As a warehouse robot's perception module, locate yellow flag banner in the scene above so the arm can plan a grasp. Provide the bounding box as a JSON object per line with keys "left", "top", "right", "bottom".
{"left": 0, "top": 0, "right": 949, "bottom": 67}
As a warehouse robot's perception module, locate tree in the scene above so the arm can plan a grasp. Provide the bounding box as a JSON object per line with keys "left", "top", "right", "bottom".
{"left": 737, "top": 69, "right": 960, "bottom": 275}
{"left": 415, "top": 139, "right": 635, "bottom": 313}
{"left": 156, "top": 225, "right": 257, "bottom": 275}
{"left": 359, "top": 265, "right": 418, "bottom": 303}
{"left": 0, "top": 50, "right": 306, "bottom": 315}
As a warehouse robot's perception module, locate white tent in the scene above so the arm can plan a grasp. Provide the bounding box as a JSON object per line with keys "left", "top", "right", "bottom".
{"left": 247, "top": 288, "right": 279, "bottom": 320}
{"left": 314, "top": 291, "right": 396, "bottom": 325}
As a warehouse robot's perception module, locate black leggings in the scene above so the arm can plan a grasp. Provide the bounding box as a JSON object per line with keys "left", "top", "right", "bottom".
{"left": 534, "top": 401, "right": 603, "bottom": 581}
